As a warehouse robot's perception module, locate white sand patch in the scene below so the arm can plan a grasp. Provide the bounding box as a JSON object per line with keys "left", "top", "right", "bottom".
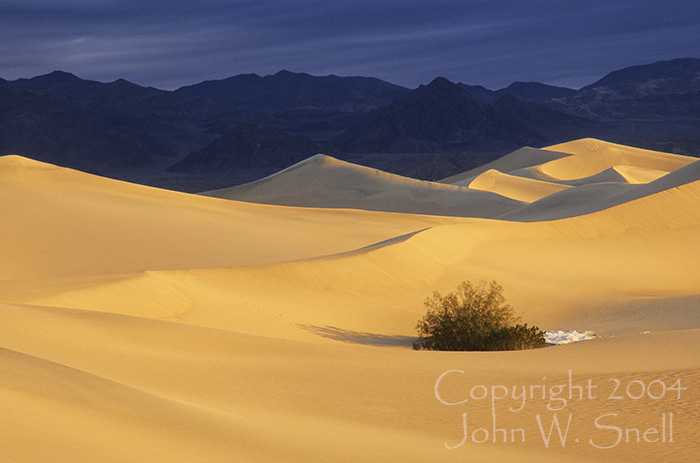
{"left": 545, "top": 330, "right": 596, "bottom": 345}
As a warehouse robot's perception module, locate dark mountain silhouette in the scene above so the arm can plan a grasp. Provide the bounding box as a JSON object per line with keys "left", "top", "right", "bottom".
{"left": 325, "top": 77, "right": 546, "bottom": 155}
{"left": 0, "top": 80, "right": 182, "bottom": 172}
{"left": 496, "top": 82, "right": 576, "bottom": 102}
{"left": 581, "top": 57, "right": 700, "bottom": 96}
{"left": 9, "top": 71, "right": 266, "bottom": 136}
{"left": 168, "top": 123, "right": 320, "bottom": 176}
{"left": 175, "top": 70, "right": 410, "bottom": 113}
{"left": 493, "top": 93, "right": 602, "bottom": 143}
{"left": 552, "top": 58, "right": 700, "bottom": 119}
{"left": 175, "top": 70, "right": 412, "bottom": 141}
{"left": 382, "top": 151, "right": 503, "bottom": 182}
{"left": 457, "top": 84, "right": 497, "bottom": 102}
{"left": 459, "top": 81, "right": 576, "bottom": 103}
{"left": 13, "top": 71, "right": 228, "bottom": 117}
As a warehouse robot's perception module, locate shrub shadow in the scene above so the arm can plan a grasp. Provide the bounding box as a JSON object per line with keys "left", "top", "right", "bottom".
{"left": 297, "top": 324, "right": 417, "bottom": 347}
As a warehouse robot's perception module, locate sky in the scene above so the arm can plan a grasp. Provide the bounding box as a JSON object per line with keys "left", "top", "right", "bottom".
{"left": 1, "top": 0, "right": 699, "bottom": 91}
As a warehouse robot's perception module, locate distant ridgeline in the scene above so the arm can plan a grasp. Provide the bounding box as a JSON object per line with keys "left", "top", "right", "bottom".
{"left": 1, "top": 58, "right": 699, "bottom": 191}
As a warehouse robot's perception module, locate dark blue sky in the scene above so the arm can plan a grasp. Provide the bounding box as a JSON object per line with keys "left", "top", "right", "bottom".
{"left": 1, "top": 0, "right": 698, "bottom": 90}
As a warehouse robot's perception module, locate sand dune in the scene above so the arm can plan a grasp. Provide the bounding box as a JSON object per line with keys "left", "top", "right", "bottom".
{"left": 0, "top": 154, "right": 460, "bottom": 279}
{"left": 204, "top": 153, "right": 523, "bottom": 217}
{"left": 1, "top": 139, "right": 700, "bottom": 462}
{"left": 546, "top": 165, "right": 665, "bottom": 186}
{"left": 538, "top": 138, "right": 695, "bottom": 181}
{"left": 4, "top": 169, "right": 700, "bottom": 339}
{"left": 503, "top": 157, "right": 700, "bottom": 221}
{"left": 465, "top": 168, "right": 571, "bottom": 203}
{"left": 199, "top": 139, "right": 697, "bottom": 223}
{"left": 2, "top": 303, "right": 698, "bottom": 463}
{"left": 609, "top": 164, "right": 669, "bottom": 184}
{"left": 438, "top": 146, "right": 572, "bottom": 184}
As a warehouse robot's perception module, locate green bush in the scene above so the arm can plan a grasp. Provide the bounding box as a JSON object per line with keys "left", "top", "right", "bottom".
{"left": 483, "top": 324, "right": 546, "bottom": 350}
{"left": 413, "top": 280, "right": 545, "bottom": 351}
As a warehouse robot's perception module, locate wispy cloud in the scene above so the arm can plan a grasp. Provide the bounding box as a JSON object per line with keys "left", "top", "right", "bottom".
{"left": 1, "top": 0, "right": 698, "bottom": 90}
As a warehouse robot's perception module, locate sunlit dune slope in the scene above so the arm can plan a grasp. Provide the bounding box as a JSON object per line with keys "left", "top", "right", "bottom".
{"left": 3, "top": 159, "right": 700, "bottom": 341}
{"left": 539, "top": 138, "right": 695, "bottom": 180}
{"left": 446, "top": 138, "right": 694, "bottom": 193}
{"left": 501, "top": 156, "right": 700, "bottom": 221}
{"left": 541, "top": 164, "right": 668, "bottom": 187}
{"left": 466, "top": 168, "right": 571, "bottom": 203}
{"left": 438, "top": 146, "right": 571, "bottom": 184}
{"left": 611, "top": 164, "right": 669, "bottom": 184}
{"left": 203, "top": 154, "right": 522, "bottom": 217}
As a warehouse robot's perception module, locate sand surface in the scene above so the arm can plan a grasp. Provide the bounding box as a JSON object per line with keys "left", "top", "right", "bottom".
{"left": 1, "top": 139, "right": 699, "bottom": 462}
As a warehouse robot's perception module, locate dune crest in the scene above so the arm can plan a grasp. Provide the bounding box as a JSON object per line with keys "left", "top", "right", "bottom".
{"left": 0, "top": 155, "right": 47, "bottom": 170}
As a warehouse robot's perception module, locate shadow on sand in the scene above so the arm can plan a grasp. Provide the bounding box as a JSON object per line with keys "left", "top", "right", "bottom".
{"left": 297, "top": 324, "right": 417, "bottom": 347}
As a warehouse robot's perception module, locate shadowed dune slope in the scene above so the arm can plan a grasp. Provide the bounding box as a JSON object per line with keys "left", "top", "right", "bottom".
{"left": 203, "top": 154, "right": 523, "bottom": 217}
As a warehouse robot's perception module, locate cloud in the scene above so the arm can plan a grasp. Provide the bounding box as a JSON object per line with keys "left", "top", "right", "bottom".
{"left": 0, "top": 0, "right": 698, "bottom": 90}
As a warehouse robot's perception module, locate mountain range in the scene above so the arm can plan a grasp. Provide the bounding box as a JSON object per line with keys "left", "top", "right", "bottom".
{"left": 325, "top": 77, "right": 547, "bottom": 155}
{"left": 1, "top": 57, "right": 699, "bottom": 190}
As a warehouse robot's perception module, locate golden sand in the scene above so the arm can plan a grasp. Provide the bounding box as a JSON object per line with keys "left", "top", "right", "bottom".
{"left": 1, "top": 139, "right": 699, "bottom": 462}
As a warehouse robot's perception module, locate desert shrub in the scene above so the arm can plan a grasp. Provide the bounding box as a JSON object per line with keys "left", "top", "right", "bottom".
{"left": 482, "top": 324, "right": 546, "bottom": 351}
{"left": 413, "top": 280, "right": 545, "bottom": 351}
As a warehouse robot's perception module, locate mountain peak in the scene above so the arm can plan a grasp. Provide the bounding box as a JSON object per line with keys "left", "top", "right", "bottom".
{"left": 109, "top": 78, "right": 139, "bottom": 88}
{"left": 418, "top": 77, "right": 471, "bottom": 98}
{"left": 424, "top": 76, "right": 458, "bottom": 89}
{"left": 20, "top": 70, "right": 82, "bottom": 85}
{"left": 45, "top": 70, "right": 79, "bottom": 79}
{"left": 273, "top": 69, "right": 301, "bottom": 77}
